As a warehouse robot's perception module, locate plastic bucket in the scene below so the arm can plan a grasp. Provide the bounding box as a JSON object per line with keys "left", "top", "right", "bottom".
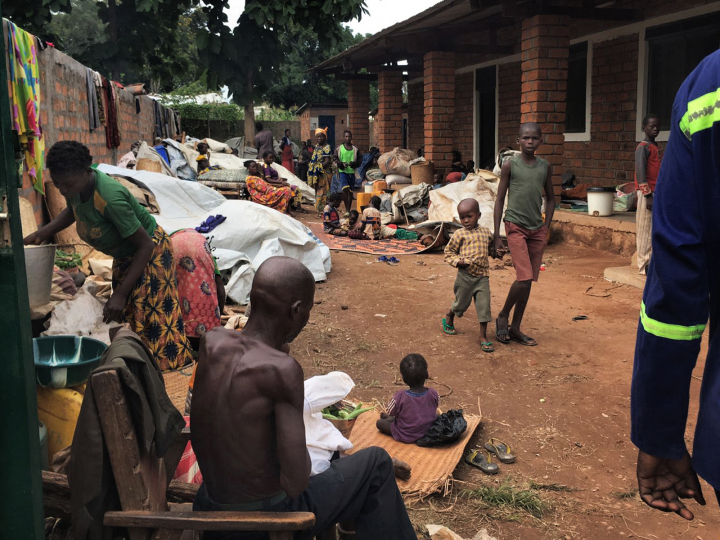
{"left": 24, "top": 244, "right": 57, "bottom": 307}
{"left": 587, "top": 187, "right": 615, "bottom": 217}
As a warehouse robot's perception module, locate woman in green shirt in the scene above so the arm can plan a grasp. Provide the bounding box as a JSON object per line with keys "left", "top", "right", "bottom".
{"left": 24, "top": 141, "right": 192, "bottom": 371}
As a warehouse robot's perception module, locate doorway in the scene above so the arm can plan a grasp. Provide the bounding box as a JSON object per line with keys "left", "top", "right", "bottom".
{"left": 475, "top": 66, "right": 497, "bottom": 170}
{"left": 318, "top": 115, "right": 336, "bottom": 149}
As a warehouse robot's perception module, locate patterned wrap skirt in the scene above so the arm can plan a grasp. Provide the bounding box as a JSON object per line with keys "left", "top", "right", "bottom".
{"left": 112, "top": 225, "right": 193, "bottom": 371}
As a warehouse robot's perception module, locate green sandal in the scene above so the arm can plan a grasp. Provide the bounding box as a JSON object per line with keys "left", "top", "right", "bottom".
{"left": 442, "top": 318, "right": 457, "bottom": 335}
{"left": 481, "top": 341, "right": 494, "bottom": 353}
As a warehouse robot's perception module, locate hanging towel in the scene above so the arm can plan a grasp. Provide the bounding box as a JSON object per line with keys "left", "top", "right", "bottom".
{"left": 7, "top": 21, "right": 44, "bottom": 193}
{"left": 86, "top": 69, "right": 100, "bottom": 131}
{"left": 102, "top": 77, "right": 121, "bottom": 149}
{"left": 93, "top": 71, "right": 105, "bottom": 126}
{"left": 153, "top": 100, "right": 163, "bottom": 138}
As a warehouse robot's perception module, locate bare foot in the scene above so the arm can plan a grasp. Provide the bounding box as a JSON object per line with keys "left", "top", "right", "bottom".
{"left": 393, "top": 458, "right": 412, "bottom": 480}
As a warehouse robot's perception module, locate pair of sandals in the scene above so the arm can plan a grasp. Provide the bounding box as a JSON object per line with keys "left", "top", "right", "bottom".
{"left": 495, "top": 317, "right": 537, "bottom": 347}
{"left": 377, "top": 256, "right": 399, "bottom": 266}
{"left": 465, "top": 438, "right": 516, "bottom": 475}
{"left": 441, "top": 318, "right": 494, "bottom": 353}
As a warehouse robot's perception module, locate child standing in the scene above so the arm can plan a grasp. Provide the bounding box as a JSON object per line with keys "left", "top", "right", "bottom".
{"left": 442, "top": 198, "right": 495, "bottom": 353}
{"left": 493, "top": 122, "right": 556, "bottom": 347}
{"left": 377, "top": 354, "right": 439, "bottom": 444}
{"left": 334, "top": 130, "right": 362, "bottom": 215}
{"left": 323, "top": 193, "right": 347, "bottom": 236}
{"left": 635, "top": 114, "right": 661, "bottom": 275}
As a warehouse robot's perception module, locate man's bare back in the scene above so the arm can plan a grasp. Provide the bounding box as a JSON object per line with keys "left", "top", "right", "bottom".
{"left": 192, "top": 328, "right": 310, "bottom": 504}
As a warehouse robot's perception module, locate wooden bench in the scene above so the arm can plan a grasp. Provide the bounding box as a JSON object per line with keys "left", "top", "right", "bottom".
{"left": 60, "top": 370, "right": 317, "bottom": 540}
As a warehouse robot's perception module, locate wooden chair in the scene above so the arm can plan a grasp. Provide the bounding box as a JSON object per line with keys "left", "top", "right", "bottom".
{"left": 92, "top": 370, "right": 316, "bottom": 540}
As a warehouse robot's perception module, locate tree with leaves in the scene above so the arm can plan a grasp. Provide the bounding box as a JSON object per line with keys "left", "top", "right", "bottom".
{"left": 196, "top": 0, "right": 368, "bottom": 141}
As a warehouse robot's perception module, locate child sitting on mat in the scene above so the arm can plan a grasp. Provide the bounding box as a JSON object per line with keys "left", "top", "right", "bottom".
{"left": 323, "top": 192, "right": 347, "bottom": 236}
{"left": 361, "top": 196, "right": 420, "bottom": 241}
{"left": 377, "top": 354, "right": 439, "bottom": 443}
{"left": 342, "top": 209, "right": 360, "bottom": 232}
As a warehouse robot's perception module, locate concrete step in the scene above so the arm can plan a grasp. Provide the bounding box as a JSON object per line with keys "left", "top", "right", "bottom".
{"left": 604, "top": 265, "right": 646, "bottom": 289}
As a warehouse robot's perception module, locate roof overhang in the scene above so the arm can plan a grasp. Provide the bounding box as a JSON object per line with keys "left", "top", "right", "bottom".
{"left": 313, "top": 0, "right": 641, "bottom": 77}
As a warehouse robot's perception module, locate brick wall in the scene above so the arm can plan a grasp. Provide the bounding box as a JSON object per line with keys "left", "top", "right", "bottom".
{"left": 347, "top": 79, "right": 370, "bottom": 152}
{"left": 453, "top": 72, "right": 474, "bottom": 165}
{"left": 376, "top": 71, "right": 404, "bottom": 152}
{"left": 16, "top": 44, "right": 167, "bottom": 227}
{"left": 298, "top": 106, "right": 348, "bottom": 147}
{"left": 407, "top": 79, "right": 424, "bottom": 154}
{"left": 498, "top": 62, "right": 522, "bottom": 150}
{"left": 564, "top": 35, "right": 642, "bottom": 185}
{"left": 424, "top": 51, "right": 455, "bottom": 174}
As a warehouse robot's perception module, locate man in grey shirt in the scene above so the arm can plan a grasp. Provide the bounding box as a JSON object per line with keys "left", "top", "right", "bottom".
{"left": 255, "top": 122, "right": 274, "bottom": 158}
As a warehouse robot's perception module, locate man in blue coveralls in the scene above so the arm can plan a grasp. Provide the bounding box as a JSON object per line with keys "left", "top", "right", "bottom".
{"left": 631, "top": 50, "right": 720, "bottom": 520}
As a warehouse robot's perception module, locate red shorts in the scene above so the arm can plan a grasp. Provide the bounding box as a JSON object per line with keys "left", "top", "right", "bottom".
{"left": 505, "top": 221, "right": 548, "bottom": 282}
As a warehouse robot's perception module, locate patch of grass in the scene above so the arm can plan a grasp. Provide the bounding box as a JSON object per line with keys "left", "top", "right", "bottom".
{"left": 529, "top": 480, "right": 578, "bottom": 493}
{"left": 461, "top": 481, "right": 549, "bottom": 519}
{"left": 353, "top": 340, "right": 377, "bottom": 353}
{"left": 612, "top": 488, "right": 638, "bottom": 500}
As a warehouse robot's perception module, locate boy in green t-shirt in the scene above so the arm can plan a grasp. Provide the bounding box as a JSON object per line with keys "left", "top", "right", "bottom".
{"left": 334, "top": 129, "right": 362, "bottom": 214}
{"left": 493, "top": 122, "right": 556, "bottom": 347}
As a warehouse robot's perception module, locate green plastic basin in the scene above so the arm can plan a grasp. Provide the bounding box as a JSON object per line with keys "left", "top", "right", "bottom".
{"left": 33, "top": 336, "right": 108, "bottom": 388}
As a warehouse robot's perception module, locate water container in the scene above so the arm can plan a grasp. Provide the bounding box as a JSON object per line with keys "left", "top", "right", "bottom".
{"left": 39, "top": 421, "right": 49, "bottom": 471}
{"left": 24, "top": 244, "right": 57, "bottom": 307}
{"left": 587, "top": 187, "right": 615, "bottom": 217}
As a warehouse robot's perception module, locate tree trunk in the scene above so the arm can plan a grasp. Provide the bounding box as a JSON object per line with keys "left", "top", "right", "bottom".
{"left": 244, "top": 72, "right": 255, "bottom": 151}
{"left": 107, "top": 0, "right": 119, "bottom": 80}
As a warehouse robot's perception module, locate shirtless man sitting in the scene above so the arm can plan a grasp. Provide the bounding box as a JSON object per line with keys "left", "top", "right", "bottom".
{"left": 191, "top": 256, "right": 417, "bottom": 540}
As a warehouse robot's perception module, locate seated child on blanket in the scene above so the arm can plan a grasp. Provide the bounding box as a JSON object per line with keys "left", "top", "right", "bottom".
{"left": 323, "top": 192, "right": 347, "bottom": 236}
{"left": 361, "top": 196, "right": 420, "bottom": 241}
{"left": 377, "top": 354, "right": 439, "bottom": 443}
{"left": 342, "top": 209, "right": 359, "bottom": 232}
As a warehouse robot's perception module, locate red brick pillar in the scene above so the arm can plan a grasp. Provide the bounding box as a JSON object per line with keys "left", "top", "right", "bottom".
{"left": 407, "top": 74, "right": 424, "bottom": 154}
{"left": 347, "top": 79, "right": 370, "bottom": 152}
{"left": 424, "top": 51, "right": 455, "bottom": 175}
{"left": 376, "top": 71, "right": 403, "bottom": 153}
{"left": 521, "top": 15, "right": 569, "bottom": 192}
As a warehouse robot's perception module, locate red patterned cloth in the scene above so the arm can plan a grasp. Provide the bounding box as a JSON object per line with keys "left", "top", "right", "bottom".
{"left": 170, "top": 229, "right": 222, "bottom": 338}
{"left": 172, "top": 416, "right": 203, "bottom": 485}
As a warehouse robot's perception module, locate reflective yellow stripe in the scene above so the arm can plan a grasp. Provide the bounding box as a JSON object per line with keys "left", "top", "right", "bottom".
{"left": 679, "top": 88, "right": 720, "bottom": 140}
{"left": 640, "top": 302, "right": 706, "bottom": 341}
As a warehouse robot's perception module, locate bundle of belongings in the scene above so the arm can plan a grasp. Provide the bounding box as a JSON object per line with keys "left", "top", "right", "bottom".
{"left": 377, "top": 147, "right": 425, "bottom": 188}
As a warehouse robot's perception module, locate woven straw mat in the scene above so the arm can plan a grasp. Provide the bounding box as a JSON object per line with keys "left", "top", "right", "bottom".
{"left": 348, "top": 410, "right": 481, "bottom": 501}
{"left": 163, "top": 361, "right": 195, "bottom": 412}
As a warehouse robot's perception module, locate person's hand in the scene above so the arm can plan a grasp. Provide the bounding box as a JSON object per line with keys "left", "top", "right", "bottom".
{"left": 456, "top": 260, "right": 469, "bottom": 269}
{"left": 494, "top": 238, "right": 507, "bottom": 257}
{"left": 646, "top": 193, "right": 654, "bottom": 210}
{"left": 103, "top": 291, "right": 128, "bottom": 324}
{"left": 24, "top": 230, "right": 47, "bottom": 245}
{"left": 636, "top": 450, "right": 705, "bottom": 521}
{"left": 380, "top": 412, "right": 389, "bottom": 419}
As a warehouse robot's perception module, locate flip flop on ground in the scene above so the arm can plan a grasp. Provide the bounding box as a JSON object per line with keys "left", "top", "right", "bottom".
{"left": 484, "top": 438, "right": 516, "bottom": 464}
{"left": 465, "top": 449, "right": 499, "bottom": 475}
{"left": 442, "top": 318, "right": 457, "bottom": 335}
{"left": 510, "top": 333, "right": 537, "bottom": 346}
{"left": 481, "top": 341, "right": 494, "bottom": 353}
{"left": 495, "top": 317, "right": 510, "bottom": 344}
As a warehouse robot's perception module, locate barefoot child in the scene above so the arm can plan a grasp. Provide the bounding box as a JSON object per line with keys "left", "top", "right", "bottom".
{"left": 493, "top": 122, "right": 555, "bottom": 347}
{"left": 323, "top": 192, "right": 347, "bottom": 236}
{"left": 377, "top": 354, "right": 439, "bottom": 444}
{"left": 442, "top": 198, "right": 495, "bottom": 352}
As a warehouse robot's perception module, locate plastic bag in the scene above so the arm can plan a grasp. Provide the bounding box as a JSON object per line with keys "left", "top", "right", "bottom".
{"left": 613, "top": 182, "right": 637, "bottom": 212}
{"left": 416, "top": 409, "right": 467, "bottom": 447}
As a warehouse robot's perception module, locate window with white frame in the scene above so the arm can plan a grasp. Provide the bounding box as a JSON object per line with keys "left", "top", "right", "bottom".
{"left": 566, "top": 42, "right": 589, "bottom": 135}
{"left": 645, "top": 14, "right": 720, "bottom": 131}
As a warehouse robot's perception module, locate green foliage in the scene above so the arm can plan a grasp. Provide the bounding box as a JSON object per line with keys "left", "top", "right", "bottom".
{"left": 175, "top": 103, "right": 242, "bottom": 122}
{"left": 3, "top": 0, "right": 72, "bottom": 38}
{"left": 461, "top": 480, "right": 549, "bottom": 519}
{"left": 48, "top": 0, "right": 108, "bottom": 59}
{"left": 256, "top": 108, "right": 295, "bottom": 122}
{"left": 263, "top": 23, "right": 367, "bottom": 109}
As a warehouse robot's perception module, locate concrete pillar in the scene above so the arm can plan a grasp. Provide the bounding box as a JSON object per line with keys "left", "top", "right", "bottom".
{"left": 376, "top": 71, "right": 403, "bottom": 153}
{"left": 346, "top": 79, "right": 370, "bottom": 152}
{"left": 423, "top": 51, "right": 455, "bottom": 175}
{"left": 521, "top": 14, "right": 570, "bottom": 192}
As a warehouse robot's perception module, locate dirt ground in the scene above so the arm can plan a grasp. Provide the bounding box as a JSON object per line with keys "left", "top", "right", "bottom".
{"left": 291, "top": 215, "right": 717, "bottom": 540}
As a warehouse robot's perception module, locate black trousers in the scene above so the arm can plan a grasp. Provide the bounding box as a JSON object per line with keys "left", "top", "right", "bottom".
{"left": 194, "top": 447, "right": 416, "bottom": 540}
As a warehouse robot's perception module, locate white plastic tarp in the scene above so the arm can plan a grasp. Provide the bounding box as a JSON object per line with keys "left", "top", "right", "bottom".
{"left": 428, "top": 175, "right": 508, "bottom": 237}
{"left": 97, "top": 164, "right": 330, "bottom": 303}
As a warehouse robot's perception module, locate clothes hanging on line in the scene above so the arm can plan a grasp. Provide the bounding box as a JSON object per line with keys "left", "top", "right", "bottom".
{"left": 86, "top": 69, "right": 100, "bottom": 131}
{"left": 7, "top": 20, "right": 44, "bottom": 193}
{"left": 102, "top": 77, "right": 121, "bottom": 149}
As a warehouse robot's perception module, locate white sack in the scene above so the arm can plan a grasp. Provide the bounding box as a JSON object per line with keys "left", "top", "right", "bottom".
{"left": 98, "top": 165, "right": 330, "bottom": 304}
{"left": 386, "top": 173, "right": 412, "bottom": 186}
{"left": 304, "top": 372, "right": 356, "bottom": 475}
{"left": 428, "top": 177, "right": 508, "bottom": 237}
{"left": 378, "top": 148, "right": 416, "bottom": 177}
{"left": 42, "top": 281, "right": 114, "bottom": 345}
{"left": 203, "top": 138, "right": 233, "bottom": 153}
